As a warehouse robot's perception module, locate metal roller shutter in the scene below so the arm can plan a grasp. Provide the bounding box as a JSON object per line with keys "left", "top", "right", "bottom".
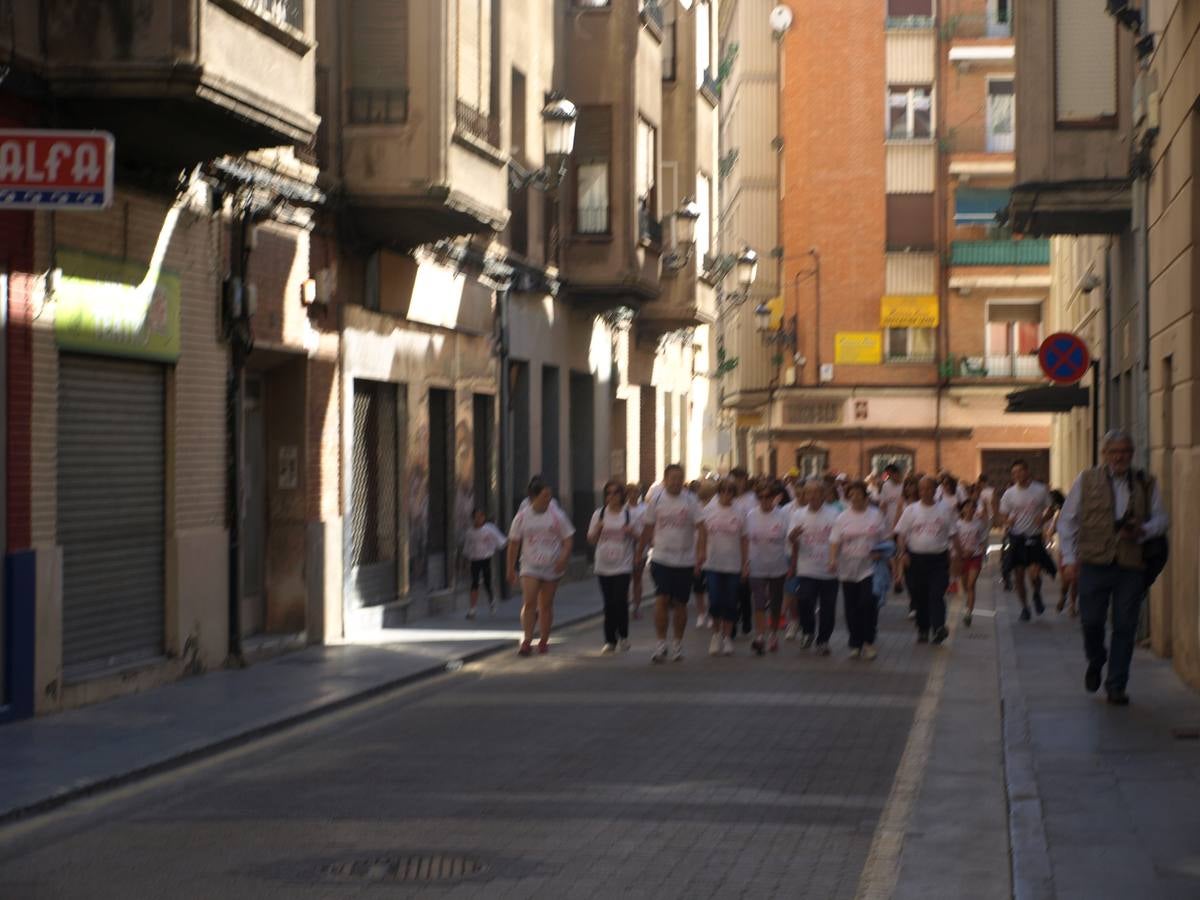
{"left": 58, "top": 354, "right": 165, "bottom": 675}
{"left": 347, "top": 379, "right": 398, "bottom": 607}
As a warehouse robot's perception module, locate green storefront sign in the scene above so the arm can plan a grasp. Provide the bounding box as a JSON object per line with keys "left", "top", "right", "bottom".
{"left": 54, "top": 249, "right": 181, "bottom": 362}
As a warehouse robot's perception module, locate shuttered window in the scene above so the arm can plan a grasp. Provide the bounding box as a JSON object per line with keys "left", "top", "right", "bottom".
{"left": 886, "top": 193, "right": 935, "bottom": 250}
{"left": 457, "top": 0, "right": 492, "bottom": 115}
{"left": 348, "top": 0, "right": 409, "bottom": 123}
{"left": 1055, "top": 0, "right": 1117, "bottom": 124}
{"left": 888, "top": 0, "right": 933, "bottom": 15}
{"left": 575, "top": 106, "right": 612, "bottom": 234}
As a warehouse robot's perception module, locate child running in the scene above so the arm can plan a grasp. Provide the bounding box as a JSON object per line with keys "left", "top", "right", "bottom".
{"left": 953, "top": 498, "right": 989, "bottom": 627}
{"left": 746, "top": 479, "right": 790, "bottom": 655}
{"left": 507, "top": 477, "right": 575, "bottom": 656}
{"left": 587, "top": 479, "right": 642, "bottom": 653}
{"left": 463, "top": 509, "right": 507, "bottom": 619}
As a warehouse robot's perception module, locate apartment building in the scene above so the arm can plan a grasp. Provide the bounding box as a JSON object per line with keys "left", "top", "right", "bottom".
{"left": 1, "top": 0, "right": 328, "bottom": 717}
{"left": 746, "top": 0, "right": 1048, "bottom": 481}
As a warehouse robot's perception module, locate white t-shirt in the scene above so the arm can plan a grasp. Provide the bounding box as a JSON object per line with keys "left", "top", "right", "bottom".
{"left": 463, "top": 523, "right": 507, "bottom": 561}
{"left": 509, "top": 504, "right": 575, "bottom": 580}
{"left": 895, "top": 501, "right": 956, "bottom": 554}
{"left": 589, "top": 507, "right": 642, "bottom": 576}
{"left": 788, "top": 503, "right": 840, "bottom": 580}
{"left": 878, "top": 479, "right": 903, "bottom": 528}
{"left": 830, "top": 506, "right": 885, "bottom": 583}
{"left": 953, "top": 517, "right": 990, "bottom": 559}
{"left": 643, "top": 489, "right": 701, "bottom": 568}
{"left": 700, "top": 501, "right": 747, "bottom": 574}
{"left": 746, "top": 506, "right": 790, "bottom": 578}
{"left": 1000, "top": 481, "right": 1049, "bottom": 537}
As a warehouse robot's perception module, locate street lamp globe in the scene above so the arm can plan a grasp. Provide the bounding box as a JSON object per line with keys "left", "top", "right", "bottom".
{"left": 542, "top": 96, "right": 578, "bottom": 158}
{"left": 736, "top": 247, "right": 759, "bottom": 290}
{"left": 674, "top": 198, "right": 702, "bottom": 246}
{"left": 754, "top": 302, "right": 772, "bottom": 334}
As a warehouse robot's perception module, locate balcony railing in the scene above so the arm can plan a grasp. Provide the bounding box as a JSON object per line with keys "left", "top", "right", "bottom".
{"left": 239, "top": 0, "right": 304, "bottom": 32}
{"left": 640, "top": 0, "right": 664, "bottom": 30}
{"left": 700, "top": 68, "right": 721, "bottom": 102}
{"left": 638, "top": 202, "right": 663, "bottom": 246}
{"left": 958, "top": 355, "right": 1042, "bottom": 379}
{"left": 885, "top": 15, "right": 935, "bottom": 29}
{"left": 950, "top": 239, "right": 1050, "bottom": 266}
{"left": 455, "top": 100, "right": 500, "bottom": 148}
{"left": 348, "top": 88, "right": 409, "bottom": 125}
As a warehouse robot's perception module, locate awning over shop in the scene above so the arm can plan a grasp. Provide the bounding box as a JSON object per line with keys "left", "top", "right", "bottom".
{"left": 955, "top": 187, "right": 1010, "bottom": 225}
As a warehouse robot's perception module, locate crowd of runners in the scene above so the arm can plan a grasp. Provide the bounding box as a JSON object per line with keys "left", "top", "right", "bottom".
{"left": 464, "top": 457, "right": 1094, "bottom": 663}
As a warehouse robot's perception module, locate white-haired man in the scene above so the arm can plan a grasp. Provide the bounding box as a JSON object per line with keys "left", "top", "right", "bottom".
{"left": 1058, "top": 430, "right": 1168, "bottom": 705}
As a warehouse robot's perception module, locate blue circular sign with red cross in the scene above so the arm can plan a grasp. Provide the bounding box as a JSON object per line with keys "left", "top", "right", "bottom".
{"left": 1038, "top": 332, "right": 1091, "bottom": 384}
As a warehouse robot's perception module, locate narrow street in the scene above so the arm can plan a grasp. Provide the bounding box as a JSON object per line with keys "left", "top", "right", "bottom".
{"left": 3, "top": 567, "right": 1195, "bottom": 899}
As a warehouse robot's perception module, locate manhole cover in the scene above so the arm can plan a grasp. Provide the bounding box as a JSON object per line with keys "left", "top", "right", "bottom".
{"left": 321, "top": 856, "right": 486, "bottom": 883}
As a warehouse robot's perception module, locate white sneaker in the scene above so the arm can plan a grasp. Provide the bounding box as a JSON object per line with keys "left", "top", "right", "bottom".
{"left": 601, "top": 643, "right": 617, "bottom": 654}
{"left": 695, "top": 614, "right": 706, "bottom": 629}
{"left": 721, "top": 636, "right": 735, "bottom": 656}
{"left": 619, "top": 639, "right": 631, "bottom": 652}
{"left": 861, "top": 644, "right": 878, "bottom": 661}
{"left": 670, "top": 642, "right": 684, "bottom": 662}
{"left": 709, "top": 633, "right": 722, "bottom": 656}
{"left": 784, "top": 622, "right": 799, "bottom": 641}
{"left": 849, "top": 648, "right": 862, "bottom": 659}
{"left": 651, "top": 642, "right": 668, "bottom": 664}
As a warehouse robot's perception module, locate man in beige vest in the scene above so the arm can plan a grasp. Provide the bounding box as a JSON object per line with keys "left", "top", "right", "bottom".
{"left": 1058, "top": 430, "right": 1168, "bottom": 705}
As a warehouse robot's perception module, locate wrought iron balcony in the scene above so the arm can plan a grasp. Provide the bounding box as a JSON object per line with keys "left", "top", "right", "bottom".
{"left": 640, "top": 0, "right": 664, "bottom": 30}
{"left": 455, "top": 100, "right": 500, "bottom": 148}
{"left": 958, "top": 355, "right": 1043, "bottom": 379}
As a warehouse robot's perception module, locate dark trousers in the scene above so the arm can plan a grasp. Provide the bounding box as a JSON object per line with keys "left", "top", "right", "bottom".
{"left": 737, "top": 580, "right": 753, "bottom": 634}
{"left": 796, "top": 576, "right": 838, "bottom": 644}
{"left": 706, "top": 571, "right": 742, "bottom": 623}
{"left": 908, "top": 551, "right": 949, "bottom": 634}
{"left": 470, "top": 559, "right": 493, "bottom": 598}
{"left": 598, "top": 574, "right": 631, "bottom": 644}
{"left": 842, "top": 577, "right": 877, "bottom": 649}
{"left": 1080, "top": 563, "right": 1146, "bottom": 692}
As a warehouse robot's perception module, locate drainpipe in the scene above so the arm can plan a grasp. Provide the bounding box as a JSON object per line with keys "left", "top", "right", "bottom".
{"left": 497, "top": 284, "right": 512, "bottom": 535}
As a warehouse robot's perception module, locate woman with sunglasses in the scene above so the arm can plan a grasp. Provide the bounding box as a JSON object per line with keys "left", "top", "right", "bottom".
{"left": 697, "top": 478, "right": 749, "bottom": 656}
{"left": 507, "top": 477, "right": 575, "bottom": 656}
{"left": 588, "top": 479, "right": 642, "bottom": 653}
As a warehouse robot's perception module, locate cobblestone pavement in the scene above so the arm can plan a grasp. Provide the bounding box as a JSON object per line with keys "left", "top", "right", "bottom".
{"left": 0, "top": 597, "right": 938, "bottom": 900}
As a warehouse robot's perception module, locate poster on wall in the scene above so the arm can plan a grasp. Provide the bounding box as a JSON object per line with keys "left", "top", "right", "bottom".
{"left": 880, "top": 295, "right": 939, "bottom": 329}
{"left": 834, "top": 332, "right": 883, "bottom": 365}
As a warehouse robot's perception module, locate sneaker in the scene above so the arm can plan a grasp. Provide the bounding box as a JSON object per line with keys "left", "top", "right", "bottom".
{"left": 932, "top": 626, "right": 949, "bottom": 645}
{"left": 537, "top": 639, "right": 550, "bottom": 655}
{"left": 849, "top": 648, "right": 862, "bottom": 659}
{"left": 785, "top": 622, "right": 800, "bottom": 641}
{"left": 768, "top": 634, "right": 780, "bottom": 653}
{"left": 798, "top": 633, "right": 815, "bottom": 650}
{"left": 1019, "top": 606, "right": 1032, "bottom": 622}
{"left": 1085, "top": 662, "right": 1103, "bottom": 693}
{"left": 651, "top": 642, "right": 668, "bottom": 664}
{"left": 1106, "top": 689, "right": 1130, "bottom": 706}
{"left": 751, "top": 637, "right": 765, "bottom": 656}
{"left": 861, "top": 644, "right": 878, "bottom": 661}
{"left": 1033, "top": 591, "right": 1046, "bottom": 615}
{"left": 601, "top": 643, "right": 617, "bottom": 654}
{"left": 963, "top": 611, "right": 973, "bottom": 627}
{"left": 916, "top": 632, "right": 929, "bottom": 644}
{"left": 619, "top": 639, "right": 631, "bottom": 652}
{"left": 695, "top": 614, "right": 706, "bottom": 630}
{"left": 721, "top": 636, "right": 735, "bottom": 656}
{"left": 815, "top": 643, "right": 831, "bottom": 656}
{"left": 670, "top": 642, "right": 684, "bottom": 662}
{"left": 465, "top": 608, "right": 477, "bottom": 620}
{"left": 907, "top": 609, "right": 917, "bottom": 620}
{"left": 709, "top": 633, "right": 722, "bottom": 656}
{"left": 518, "top": 640, "right": 533, "bottom": 657}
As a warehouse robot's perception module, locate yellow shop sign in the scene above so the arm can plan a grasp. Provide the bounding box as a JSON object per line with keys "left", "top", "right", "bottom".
{"left": 881, "top": 295, "right": 939, "bottom": 329}
{"left": 834, "top": 332, "right": 883, "bottom": 365}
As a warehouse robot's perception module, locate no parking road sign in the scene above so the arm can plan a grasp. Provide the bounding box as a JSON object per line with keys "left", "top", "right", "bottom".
{"left": 1038, "top": 332, "right": 1091, "bottom": 384}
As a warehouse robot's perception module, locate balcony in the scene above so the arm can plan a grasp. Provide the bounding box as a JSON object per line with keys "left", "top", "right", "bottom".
{"left": 640, "top": 1, "right": 665, "bottom": 33}
{"left": 955, "top": 355, "right": 1043, "bottom": 380}
{"left": 455, "top": 100, "right": 500, "bottom": 150}
{"left": 348, "top": 88, "right": 409, "bottom": 125}
{"left": 950, "top": 239, "right": 1050, "bottom": 267}
{"left": 39, "top": 0, "right": 317, "bottom": 169}
{"left": 886, "top": 16, "right": 935, "bottom": 30}
{"left": 700, "top": 68, "right": 721, "bottom": 106}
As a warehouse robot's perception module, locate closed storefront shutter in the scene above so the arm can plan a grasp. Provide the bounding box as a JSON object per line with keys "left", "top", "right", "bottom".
{"left": 58, "top": 354, "right": 165, "bottom": 675}
{"left": 348, "top": 379, "right": 399, "bottom": 607}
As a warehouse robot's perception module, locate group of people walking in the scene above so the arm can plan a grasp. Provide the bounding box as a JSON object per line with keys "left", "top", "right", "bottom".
{"left": 463, "top": 427, "right": 1168, "bottom": 705}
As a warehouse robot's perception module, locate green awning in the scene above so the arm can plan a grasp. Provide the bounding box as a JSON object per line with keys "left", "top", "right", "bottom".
{"left": 955, "top": 188, "right": 1010, "bottom": 225}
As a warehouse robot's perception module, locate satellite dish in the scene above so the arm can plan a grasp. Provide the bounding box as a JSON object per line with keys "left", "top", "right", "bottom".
{"left": 769, "top": 4, "right": 793, "bottom": 34}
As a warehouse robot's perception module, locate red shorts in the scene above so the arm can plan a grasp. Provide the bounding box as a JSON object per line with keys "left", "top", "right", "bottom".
{"left": 961, "top": 555, "right": 983, "bottom": 577}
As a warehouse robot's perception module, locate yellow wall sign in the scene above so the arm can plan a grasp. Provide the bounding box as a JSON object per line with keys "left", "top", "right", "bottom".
{"left": 834, "top": 332, "right": 883, "bottom": 365}
{"left": 881, "top": 295, "right": 939, "bottom": 328}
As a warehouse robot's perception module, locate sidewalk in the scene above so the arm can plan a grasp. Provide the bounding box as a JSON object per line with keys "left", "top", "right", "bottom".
{"left": 0, "top": 575, "right": 611, "bottom": 824}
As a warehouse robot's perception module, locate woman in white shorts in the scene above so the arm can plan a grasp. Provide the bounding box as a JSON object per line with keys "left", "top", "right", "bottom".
{"left": 507, "top": 477, "right": 575, "bottom": 656}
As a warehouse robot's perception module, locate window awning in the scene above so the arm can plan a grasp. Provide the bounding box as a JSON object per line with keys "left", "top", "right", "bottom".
{"left": 955, "top": 188, "right": 1010, "bottom": 225}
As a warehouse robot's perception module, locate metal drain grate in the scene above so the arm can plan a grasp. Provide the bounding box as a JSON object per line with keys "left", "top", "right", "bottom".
{"left": 321, "top": 856, "right": 486, "bottom": 883}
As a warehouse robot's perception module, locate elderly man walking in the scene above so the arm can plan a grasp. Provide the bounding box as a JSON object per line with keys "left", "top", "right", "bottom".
{"left": 1058, "top": 430, "right": 1169, "bottom": 705}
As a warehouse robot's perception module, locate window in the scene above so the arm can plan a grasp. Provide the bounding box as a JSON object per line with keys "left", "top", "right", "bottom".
{"left": 636, "top": 118, "right": 658, "bottom": 241}
{"left": 695, "top": 172, "right": 713, "bottom": 272}
{"left": 886, "top": 194, "right": 936, "bottom": 250}
{"left": 887, "top": 0, "right": 933, "bottom": 16}
{"left": 885, "top": 327, "right": 936, "bottom": 362}
{"left": 795, "top": 447, "right": 829, "bottom": 478}
{"left": 888, "top": 86, "right": 933, "bottom": 139}
{"left": 456, "top": 0, "right": 499, "bottom": 143}
{"left": 986, "top": 302, "right": 1042, "bottom": 356}
{"left": 696, "top": 0, "right": 712, "bottom": 89}
{"left": 508, "top": 69, "right": 529, "bottom": 255}
{"left": 870, "top": 448, "right": 915, "bottom": 476}
{"left": 575, "top": 106, "right": 612, "bottom": 234}
{"left": 987, "top": 79, "right": 1015, "bottom": 152}
{"left": 1055, "top": 0, "right": 1117, "bottom": 124}
{"left": 348, "top": 0, "right": 410, "bottom": 124}
{"left": 987, "top": 0, "right": 1012, "bottom": 37}
{"left": 662, "top": 0, "right": 676, "bottom": 80}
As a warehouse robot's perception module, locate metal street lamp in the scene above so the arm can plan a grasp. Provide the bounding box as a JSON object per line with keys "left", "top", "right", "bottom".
{"left": 509, "top": 93, "right": 578, "bottom": 190}
{"left": 664, "top": 198, "right": 702, "bottom": 270}
{"left": 736, "top": 247, "right": 759, "bottom": 291}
